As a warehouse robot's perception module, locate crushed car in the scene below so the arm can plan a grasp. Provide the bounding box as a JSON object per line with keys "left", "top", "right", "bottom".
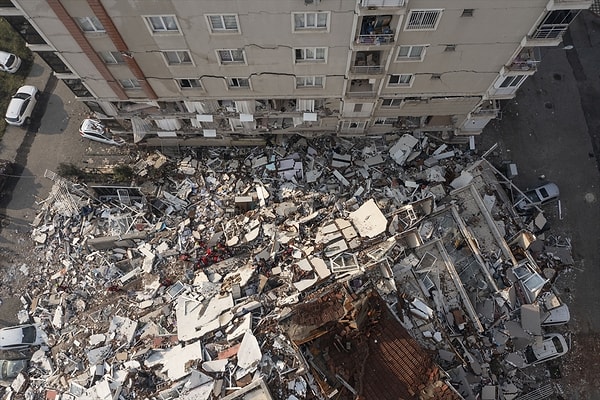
{"left": 79, "top": 118, "right": 126, "bottom": 146}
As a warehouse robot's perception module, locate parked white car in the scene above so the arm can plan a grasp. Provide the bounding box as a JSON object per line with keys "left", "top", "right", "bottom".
{"left": 515, "top": 182, "right": 560, "bottom": 211}
{"left": 0, "top": 50, "right": 22, "bottom": 74}
{"left": 79, "top": 119, "right": 126, "bottom": 146}
{"left": 5, "top": 85, "right": 39, "bottom": 126}
{"left": 0, "top": 324, "right": 42, "bottom": 351}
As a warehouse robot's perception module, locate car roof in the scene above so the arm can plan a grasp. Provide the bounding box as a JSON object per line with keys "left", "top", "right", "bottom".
{"left": 0, "top": 51, "right": 11, "bottom": 64}
{"left": 537, "top": 182, "right": 559, "bottom": 197}
{"left": 0, "top": 326, "right": 25, "bottom": 345}
{"left": 5, "top": 97, "right": 25, "bottom": 119}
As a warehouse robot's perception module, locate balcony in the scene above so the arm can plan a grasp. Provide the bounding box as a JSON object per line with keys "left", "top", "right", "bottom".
{"left": 506, "top": 48, "right": 540, "bottom": 74}
{"left": 346, "top": 79, "right": 377, "bottom": 98}
{"left": 360, "top": 0, "right": 406, "bottom": 7}
{"left": 546, "top": 0, "right": 592, "bottom": 10}
{"left": 523, "top": 9, "right": 580, "bottom": 47}
{"left": 351, "top": 51, "right": 384, "bottom": 75}
{"left": 355, "top": 15, "right": 395, "bottom": 47}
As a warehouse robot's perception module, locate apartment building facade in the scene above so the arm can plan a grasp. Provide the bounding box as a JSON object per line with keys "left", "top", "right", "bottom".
{"left": 0, "top": 0, "right": 591, "bottom": 145}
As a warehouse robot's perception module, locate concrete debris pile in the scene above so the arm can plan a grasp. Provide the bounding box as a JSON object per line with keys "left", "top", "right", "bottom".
{"left": 3, "top": 134, "right": 574, "bottom": 400}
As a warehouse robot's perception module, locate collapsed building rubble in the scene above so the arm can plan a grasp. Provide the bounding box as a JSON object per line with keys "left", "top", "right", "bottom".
{"left": 2, "top": 134, "right": 575, "bottom": 400}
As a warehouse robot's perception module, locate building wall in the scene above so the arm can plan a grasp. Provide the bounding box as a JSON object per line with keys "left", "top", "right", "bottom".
{"left": 4, "top": 0, "right": 592, "bottom": 140}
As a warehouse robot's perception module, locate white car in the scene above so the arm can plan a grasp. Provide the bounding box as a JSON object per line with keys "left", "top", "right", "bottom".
{"left": 515, "top": 182, "right": 560, "bottom": 211}
{"left": 79, "top": 119, "right": 126, "bottom": 146}
{"left": 5, "top": 85, "right": 39, "bottom": 126}
{"left": 0, "top": 324, "right": 42, "bottom": 351}
{"left": 0, "top": 51, "right": 22, "bottom": 74}
{"left": 523, "top": 333, "right": 568, "bottom": 366}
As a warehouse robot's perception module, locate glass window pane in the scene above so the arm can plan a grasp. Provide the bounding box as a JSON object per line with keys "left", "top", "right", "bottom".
{"left": 410, "top": 46, "right": 423, "bottom": 57}
{"left": 223, "top": 15, "right": 237, "bottom": 29}
{"left": 316, "top": 48, "right": 325, "bottom": 59}
{"left": 315, "top": 76, "right": 323, "bottom": 86}
{"left": 179, "top": 51, "right": 191, "bottom": 63}
{"left": 294, "top": 14, "right": 304, "bottom": 29}
{"left": 219, "top": 50, "right": 232, "bottom": 62}
{"left": 398, "top": 46, "right": 409, "bottom": 57}
{"left": 307, "top": 13, "right": 315, "bottom": 27}
{"left": 317, "top": 13, "right": 327, "bottom": 27}
{"left": 148, "top": 17, "right": 162, "bottom": 30}
{"left": 209, "top": 16, "right": 223, "bottom": 30}
{"left": 295, "top": 49, "right": 303, "bottom": 60}
{"left": 91, "top": 17, "right": 104, "bottom": 31}
{"left": 232, "top": 49, "right": 243, "bottom": 61}
{"left": 164, "top": 16, "right": 178, "bottom": 30}
{"left": 78, "top": 18, "right": 94, "bottom": 31}
{"left": 306, "top": 48, "right": 314, "bottom": 59}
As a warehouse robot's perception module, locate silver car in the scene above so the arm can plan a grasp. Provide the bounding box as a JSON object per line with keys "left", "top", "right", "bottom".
{"left": 79, "top": 119, "right": 126, "bottom": 146}
{"left": 515, "top": 182, "right": 560, "bottom": 211}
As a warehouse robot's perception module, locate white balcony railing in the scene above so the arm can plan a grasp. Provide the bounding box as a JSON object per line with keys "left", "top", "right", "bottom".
{"left": 361, "top": 0, "right": 406, "bottom": 7}
{"left": 356, "top": 34, "right": 394, "bottom": 45}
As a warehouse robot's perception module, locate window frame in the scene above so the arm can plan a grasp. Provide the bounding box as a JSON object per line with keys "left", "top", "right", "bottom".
{"left": 381, "top": 98, "right": 404, "bottom": 107}
{"left": 292, "top": 11, "right": 330, "bottom": 32}
{"left": 206, "top": 14, "right": 240, "bottom": 33}
{"left": 176, "top": 78, "right": 202, "bottom": 90}
{"left": 99, "top": 51, "right": 125, "bottom": 65}
{"left": 395, "top": 45, "right": 426, "bottom": 62}
{"left": 144, "top": 15, "right": 181, "bottom": 34}
{"left": 226, "top": 77, "right": 251, "bottom": 89}
{"left": 217, "top": 49, "right": 247, "bottom": 65}
{"left": 497, "top": 74, "right": 527, "bottom": 88}
{"left": 162, "top": 50, "right": 193, "bottom": 66}
{"left": 387, "top": 74, "right": 414, "bottom": 88}
{"left": 119, "top": 78, "right": 141, "bottom": 89}
{"left": 296, "top": 76, "right": 325, "bottom": 88}
{"left": 294, "top": 47, "right": 327, "bottom": 63}
{"left": 76, "top": 16, "right": 105, "bottom": 33}
{"left": 404, "top": 9, "right": 443, "bottom": 31}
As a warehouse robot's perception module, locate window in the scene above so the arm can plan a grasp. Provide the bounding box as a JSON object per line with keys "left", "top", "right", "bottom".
{"left": 145, "top": 16, "right": 179, "bottom": 33}
{"left": 381, "top": 98, "right": 403, "bottom": 107}
{"left": 120, "top": 79, "right": 141, "bottom": 89}
{"left": 374, "top": 117, "right": 397, "bottom": 125}
{"left": 295, "top": 47, "right": 327, "bottom": 62}
{"left": 227, "top": 77, "right": 250, "bottom": 88}
{"left": 498, "top": 75, "right": 526, "bottom": 88}
{"left": 388, "top": 74, "right": 413, "bottom": 87}
{"left": 163, "top": 51, "right": 192, "bottom": 65}
{"left": 296, "top": 76, "right": 324, "bottom": 88}
{"left": 99, "top": 51, "right": 125, "bottom": 64}
{"left": 444, "top": 44, "right": 456, "bottom": 52}
{"left": 293, "top": 12, "right": 328, "bottom": 31}
{"left": 461, "top": 9, "right": 474, "bottom": 17}
{"left": 341, "top": 121, "right": 366, "bottom": 130}
{"left": 396, "top": 45, "right": 425, "bottom": 61}
{"left": 353, "top": 104, "right": 363, "bottom": 113}
{"left": 405, "top": 9, "right": 442, "bottom": 31}
{"left": 207, "top": 14, "right": 239, "bottom": 33}
{"left": 218, "top": 49, "right": 245, "bottom": 64}
{"left": 76, "top": 16, "right": 105, "bottom": 33}
{"left": 177, "top": 79, "right": 202, "bottom": 89}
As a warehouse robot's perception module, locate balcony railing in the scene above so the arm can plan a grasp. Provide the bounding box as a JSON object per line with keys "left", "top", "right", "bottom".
{"left": 346, "top": 91, "right": 377, "bottom": 98}
{"left": 350, "top": 65, "right": 384, "bottom": 74}
{"left": 356, "top": 34, "right": 394, "bottom": 45}
{"left": 360, "top": 0, "right": 406, "bottom": 7}
{"left": 531, "top": 24, "right": 568, "bottom": 39}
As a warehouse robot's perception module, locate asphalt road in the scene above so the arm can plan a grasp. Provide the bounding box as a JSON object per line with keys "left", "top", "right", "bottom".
{"left": 478, "top": 10, "right": 600, "bottom": 399}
